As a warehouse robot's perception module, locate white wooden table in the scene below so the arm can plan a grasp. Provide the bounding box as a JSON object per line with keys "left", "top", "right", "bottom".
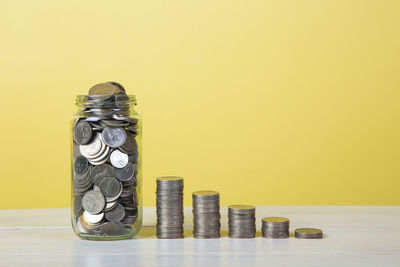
{"left": 0, "top": 206, "right": 399, "bottom": 266}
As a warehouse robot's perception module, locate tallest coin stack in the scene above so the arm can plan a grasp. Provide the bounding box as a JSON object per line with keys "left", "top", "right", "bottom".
{"left": 72, "top": 82, "right": 140, "bottom": 239}
{"left": 156, "top": 177, "right": 184, "bottom": 239}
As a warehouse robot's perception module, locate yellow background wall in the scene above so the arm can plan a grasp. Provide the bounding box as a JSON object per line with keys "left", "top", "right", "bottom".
{"left": 0, "top": 0, "right": 399, "bottom": 208}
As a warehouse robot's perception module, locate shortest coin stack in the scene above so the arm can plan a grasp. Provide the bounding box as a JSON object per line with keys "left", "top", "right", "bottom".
{"left": 295, "top": 228, "right": 323, "bottom": 239}
{"left": 261, "top": 217, "right": 289, "bottom": 239}
{"left": 192, "top": 191, "right": 221, "bottom": 239}
{"left": 156, "top": 177, "right": 184, "bottom": 239}
{"left": 228, "top": 205, "right": 256, "bottom": 238}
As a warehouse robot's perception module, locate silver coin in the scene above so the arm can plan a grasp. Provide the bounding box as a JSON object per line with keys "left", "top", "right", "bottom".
{"left": 88, "top": 145, "right": 110, "bottom": 163}
{"left": 102, "top": 127, "right": 127, "bottom": 148}
{"left": 99, "top": 222, "right": 131, "bottom": 236}
{"left": 73, "top": 120, "right": 93, "bottom": 145}
{"left": 120, "top": 133, "right": 137, "bottom": 154}
{"left": 83, "top": 210, "right": 104, "bottom": 224}
{"left": 79, "top": 133, "right": 103, "bottom": 158}
{"left": 105, "top": 203, "right": 126, "bottom": 222}
{"left": 114, "top": 163, "right": 134, "bottom": 182}
{"left": 110, "top": 150, "right": 129, "bottom": 168}
{"left": 295, "top": 228, "right": 323, "bottom": 239}
{"left": 74, "top": 156, "right": 89, "bottom": 175}
{"left": 99, "top": 177, "right": 121, "bottom": 198}
{"left": 73, "top": 196, "right": 83, "bottom": 218}
{"left": 89, "top": 156, "right": 109, "bottom": 166}
{"left": 91, "top": 164, "right": 114, "bottom": 185}
{"left": 73, "top": 143, "right": 82, "bottom": 159}
{"left": 84, "top": 137, "right": 106, "bottom": 159}
{"left": 105, "top": 182, "right": 122, "bottom": 202}
{"left": 104, "top": 200, "right": 118, "bottom": 211}
{"left": 82, "top": 190, "right": 106, "bottom": 215}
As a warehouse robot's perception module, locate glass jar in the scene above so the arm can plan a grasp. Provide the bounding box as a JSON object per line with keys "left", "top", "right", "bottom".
{"left": 71, "top": 94, "right": 142, "bottom": 240}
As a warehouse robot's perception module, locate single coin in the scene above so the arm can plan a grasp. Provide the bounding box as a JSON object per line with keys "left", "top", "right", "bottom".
{"left": 74, "top": 156, "right": 89, "bottom": 175}
{"left": 99, "top": 222, "right": 130, "bottom": 236}
{"left": 79, "top": 133, "right": 103, "bottom": 158}
{"left": 114, "top": 163, "right": 134, "bottom": 182}
{"left": 105, "top": 203, "right": 126, "bottom": 222}
{"left": 295, "top": 228, "right": 323, "bottom": 239}
{"left": 102, "top": 127, "right": 127, "bottom": 148}
{"left": 120, "top": 133, "right": 137, "bottom": 154}
{"left": 84, "top": 138, "right": 106, "bottom": 159}
{"left": 262, "top": 217, "right": 289, "bottom": 224}
{"left": 99, "top": 177, "right": 121, "bottom": 198}
{"left": 91, "top": 164, "right": 114, "bottom": 185}
{"left": 73, "top": 120, "right": 93, "bottom": 145}
{"left": 110, "top": 150, "right": 129, "bottom": 168}
{"left": 83, "top": 211, "right": 104, "bottom": 224}
{"left": 193, "top": 191, "right": 219, "bottom": 197}
{"left": 107, "top": 81, "right": 126, "bottom": 92}
{"left": 89, "top": 83, "right": 118, "bottom": 96}
{"left": 104, "top": 200, "right": 118, "bottom": 211}
{"left": 82, "top": 190, "right": 106, "bottom": 215}
{"left": 229, "top": 205, "right": 255, "bottom": 211}
{"left": 157, "top": 176, "right": 184, "bottom": 182}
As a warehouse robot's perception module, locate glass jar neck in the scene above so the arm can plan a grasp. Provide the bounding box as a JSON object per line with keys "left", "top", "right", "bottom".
{"left": 75, "top": 95, "right": 137, "bottom": 119}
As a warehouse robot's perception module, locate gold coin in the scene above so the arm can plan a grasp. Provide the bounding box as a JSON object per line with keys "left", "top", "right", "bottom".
{"left": 262, "top": 217, "right": 289, "bottom": 223}
{"left": 228, "top": 204, "right": 255, "bottom": 210}
{"left": 89, "top": 83, "right": 119, "bottom": 96}
{"left": 193, "top": 190, "right": 219, "bottom": 196}
{"left": 157, "top": 176, "right": 184, "bottom": 181}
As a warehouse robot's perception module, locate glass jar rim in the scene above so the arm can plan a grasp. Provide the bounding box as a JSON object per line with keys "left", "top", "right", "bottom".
{"left": 75, "top": 95, "right": 137, "bottom": 106}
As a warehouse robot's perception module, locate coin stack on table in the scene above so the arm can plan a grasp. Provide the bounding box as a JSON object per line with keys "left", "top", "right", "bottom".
{"left": 228, "top": 205, "right": 256, "bottom": 238}
{"left": 295, "top": 228, "right": 323, "bottom": 239}
{"left": 192, "top": 191, "right": 221, "bottom": 239}
{"left": 156, "top": 177, "right": 184, "bottom": 239}
{"left": 261, "top": 217, "right": 289, "bottom": 239}
{"left": 72, "top": 82, "right": 139, "bottom": 237}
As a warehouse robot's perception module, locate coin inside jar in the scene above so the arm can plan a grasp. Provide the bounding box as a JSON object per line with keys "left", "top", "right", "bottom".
{"left": 82, "top": 190, "right": 106, "bottom": 215}
{"left": 99, "top": 222, "right": 129, "bottom": 236}
{"left": 91, "top": 164, "right": 114, "bottom": 185}
{"left": 89, "top": 82, "right": 119, "bottom": 96}
{"left": 74, "top": 156, "right": 89, "bottom": 175}
{"left": 110, "top": 150, "right": 129, "bottom": 168}
{"left": 114, "top": 163, "right": 134, "bottom": 182}
{"left": 79, "top": 133, "right": 103, "bottom": 158}
{"left": 83, "top": 210, "right": 104, "bottom": 224}
{"left": 102, "top": 127, "right": 127, "bottom": 148}
{"left": 99, "top": 177, "right": 121, "bottom": 198}
{"left": 74, "top": 120, "right": 93, "bottom": 145}
{"left": 73, "top": 196, "right": 84, "bottom": 218}
{"left": 105, "top": 203, "right": 126, "bottom": 222}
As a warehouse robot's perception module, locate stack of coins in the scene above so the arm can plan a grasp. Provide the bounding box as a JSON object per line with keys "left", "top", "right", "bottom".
{"left": 228, "top": 205, "right": 256, "bottom": 238}
{"left": 192, "top": 191, "right": 221, "bottom": 239}
{"left": 72, "top": 82, "right": 139, "bottom": 236}
{"left": 156, "top": 177, "right": 184, "bottom": 239}
{"left": 295, "top": 228, "right": 323, "bottom": 239}
{"left": 261, "top": 217, "right": 289, "bottom": 239}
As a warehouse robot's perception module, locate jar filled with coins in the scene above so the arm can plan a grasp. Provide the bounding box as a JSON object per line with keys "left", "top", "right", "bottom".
{"left": 71, "top": 82, "right": 142, "bottom": 240}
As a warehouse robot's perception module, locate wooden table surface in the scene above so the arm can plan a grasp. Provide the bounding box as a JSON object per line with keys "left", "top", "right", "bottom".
{"left": 0, "top": 206, "right": 399, "bottom": 266}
